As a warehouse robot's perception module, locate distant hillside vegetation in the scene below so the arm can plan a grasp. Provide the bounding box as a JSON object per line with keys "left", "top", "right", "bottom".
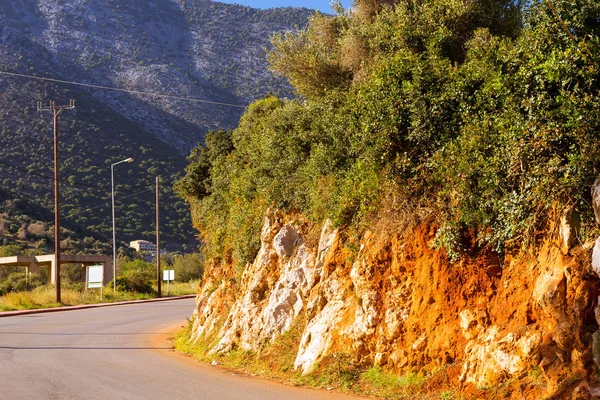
{"left": 0, "top": 0, "right": 313, "bottom": 253}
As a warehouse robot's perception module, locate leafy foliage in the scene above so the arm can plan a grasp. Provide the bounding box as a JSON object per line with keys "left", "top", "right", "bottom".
{"left": 269, "top": 13, "right": 353, "bottom": 99}
{"left": 111, "top": 259, "right": 156, "bottom": 294}
{"left": 171, "top": 252, "right": 205, "bottom": 282}
{"left": 179, "top": 0, "right": 600, "bottom": 264}
{"left": 0, "top": 272, "right": 43, "bottom": 296}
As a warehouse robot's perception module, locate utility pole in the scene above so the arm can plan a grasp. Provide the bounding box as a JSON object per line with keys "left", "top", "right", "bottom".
{"left": 37, "top": 100, "right": 75, "bottom": 304}
{"left": 156, "top": 176, "right": 161, "bottom": 298}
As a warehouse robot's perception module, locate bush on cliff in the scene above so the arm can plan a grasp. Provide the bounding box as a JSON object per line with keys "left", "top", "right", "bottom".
{"left": 177, "top": 0, "right": 600, "bottom": 266}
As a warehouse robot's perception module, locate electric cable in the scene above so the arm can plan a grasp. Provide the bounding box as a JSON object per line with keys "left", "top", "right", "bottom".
{"left": 0, "top": 70, "right": 247, "bottom": 109}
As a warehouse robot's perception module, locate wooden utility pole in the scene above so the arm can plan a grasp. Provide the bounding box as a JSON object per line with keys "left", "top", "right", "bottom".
{"left": 38, "top": 100, "right": 75, "bottom": 304}
{"left": 156, "top": 176, "right": 161, "bottom": 298}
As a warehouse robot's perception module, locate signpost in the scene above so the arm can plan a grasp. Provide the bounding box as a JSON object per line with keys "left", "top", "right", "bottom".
{"left": 163, "top": 269, "right": 174, "bottom": 296}
{"left": 86, "top": 265, "right": 104, "bottom": 299}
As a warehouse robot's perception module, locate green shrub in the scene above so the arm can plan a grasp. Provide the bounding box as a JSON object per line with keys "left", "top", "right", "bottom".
{"left": 108, "top": 259, "right": 156, "bottom": 293}
{"left": 121, "top": 259, "right": 154, "bottom": 274}
{"left": 171, "top": 253, "right": 205, "bottom": 282}
{"left": 0, "top": 272, "right": 43, "bottom": 296}
{"left": 177, "top": 0, "right": 600, "bottom": 265}
{"left": 110, "top": 272, "right": 154, "bottom": 294}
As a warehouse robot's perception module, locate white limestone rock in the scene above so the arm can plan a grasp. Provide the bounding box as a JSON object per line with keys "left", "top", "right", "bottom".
{"left": 206, "top": 216, "right": 343, "bottom": 358}
{"left": 559, "top": 207, "right": 579, "bottom": 252}
{"left": 533, "top": 253, "right": 566, "bottom": 309}
{"left": 592, "top": 236, "right": 600, "bottom": 277}
{"left": 273, "top": 225, "right": 299, "bottom": 258}
{"left": 592, "top": 178, "right": 600, "bottom": 224}
{"left": 459, "top": 325, "right": 541, "bottom": 387}
{"left": 294, "top": 299, "right": 346, "bottom": 375}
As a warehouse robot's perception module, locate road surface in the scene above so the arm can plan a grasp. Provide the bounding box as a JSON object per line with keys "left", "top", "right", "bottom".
{"left": 0, "top": 298, "right": 364, "bottom": 400}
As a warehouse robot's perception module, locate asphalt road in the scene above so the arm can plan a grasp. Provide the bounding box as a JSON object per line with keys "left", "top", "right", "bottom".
{"left": 0, "top": 298, "right": 364, "bottom": 400}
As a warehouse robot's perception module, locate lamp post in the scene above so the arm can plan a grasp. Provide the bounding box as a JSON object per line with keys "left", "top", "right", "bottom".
{"left": 111, "top": 157, "right": 134, "bottom": 291}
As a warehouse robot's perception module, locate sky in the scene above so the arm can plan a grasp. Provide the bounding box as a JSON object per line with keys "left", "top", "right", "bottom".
{"left": 216, "top": 0, "right": 353, "bottom": 13}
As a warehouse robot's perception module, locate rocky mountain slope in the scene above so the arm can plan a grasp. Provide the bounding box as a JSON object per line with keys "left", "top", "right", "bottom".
{"left": 0, "top": 0, "right": 312, "bottom": 251}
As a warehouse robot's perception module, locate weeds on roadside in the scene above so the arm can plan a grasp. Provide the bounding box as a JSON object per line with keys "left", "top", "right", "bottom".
{"left": 174, "top": 320, "right": 447, "bottom": 399}
{"left": 0, "top": 280, "right": 200, "bottom": 311}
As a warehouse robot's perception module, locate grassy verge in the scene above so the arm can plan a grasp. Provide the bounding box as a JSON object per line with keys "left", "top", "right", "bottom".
{"left": 0, "top": 280, "right": 199, "bottom": 311}
{"left": 173, "top": 319, "right": 459, "bottom": 399}
{"left": 155, "top": 280, "right": 200, "bottom": 296}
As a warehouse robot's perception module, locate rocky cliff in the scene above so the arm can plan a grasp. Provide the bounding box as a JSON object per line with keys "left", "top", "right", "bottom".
{"left": 190, "top": 209, "right": 600, "bottom": 398}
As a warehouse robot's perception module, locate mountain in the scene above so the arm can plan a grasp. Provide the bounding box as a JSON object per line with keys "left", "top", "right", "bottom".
{"left": 0, "top": 0, "right": 313, "bottom": 253}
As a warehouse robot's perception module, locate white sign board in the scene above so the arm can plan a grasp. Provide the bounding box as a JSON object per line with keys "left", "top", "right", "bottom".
{"left": 163, "top": 270, "right": 175, "bottom": 282}
{"left": 87, "top": 265, "right": 104, "bottom": 289}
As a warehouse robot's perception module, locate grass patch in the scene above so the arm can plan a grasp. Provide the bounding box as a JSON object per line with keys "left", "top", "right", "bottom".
{"left": 0, "top": 280, "right": 200, "bottom": 311}
{"left": 173, "top": 315, "right": 300, "bottom": 379}
{"left": 173, "top": 318, "right": 452, "bottom": 399}
{"left": 439, "top": 391, "right": 462, "bottom": 400}
{"left": 0, "top": 285, "right": 152, "bottom": 311}
{"left": 173, "top": 317, "right": 225, "bottom": 362}
{"left": 293, "top": 352, "right": 360, "bottom": 390}
{"left": 156, "top": 280, "right": 200, "bottom": 296}
{"left": 358, "top": 366, "right": 425, "bottom": 398}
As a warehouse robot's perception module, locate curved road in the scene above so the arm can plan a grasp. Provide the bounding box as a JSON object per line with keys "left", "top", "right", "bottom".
{"left": 0, "top": 298, "right": 364, "bottom": 400}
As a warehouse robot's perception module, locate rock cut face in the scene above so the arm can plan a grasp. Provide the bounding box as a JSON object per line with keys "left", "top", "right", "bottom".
{"left": 273, "top": 225, "right": 299, "bottom": 258}
{"left": 191, "top": 211, "right": 600, "bottom": 397}
{"left": 202, "top": 214, "right": 337, "bottom": 359}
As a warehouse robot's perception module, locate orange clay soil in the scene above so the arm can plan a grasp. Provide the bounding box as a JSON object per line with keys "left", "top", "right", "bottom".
{"left": 192, "top": 219, "right": 600, "bottom": 399}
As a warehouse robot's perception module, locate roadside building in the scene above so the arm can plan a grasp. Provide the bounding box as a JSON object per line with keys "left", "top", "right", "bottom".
{"left": 129, "top": 240, "right": 156, "bottom": 252}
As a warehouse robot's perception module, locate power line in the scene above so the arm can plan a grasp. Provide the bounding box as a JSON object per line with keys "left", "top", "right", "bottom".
{"left": 0, "top": 70, "right": 248, "bottom": 109}
{"left": 0, "top": 159, "right": 55, "bottom": 184}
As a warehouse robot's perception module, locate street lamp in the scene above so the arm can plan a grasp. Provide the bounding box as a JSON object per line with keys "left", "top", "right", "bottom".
{"left": 111, "top": 157, "right": 134, "bottom": 291}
